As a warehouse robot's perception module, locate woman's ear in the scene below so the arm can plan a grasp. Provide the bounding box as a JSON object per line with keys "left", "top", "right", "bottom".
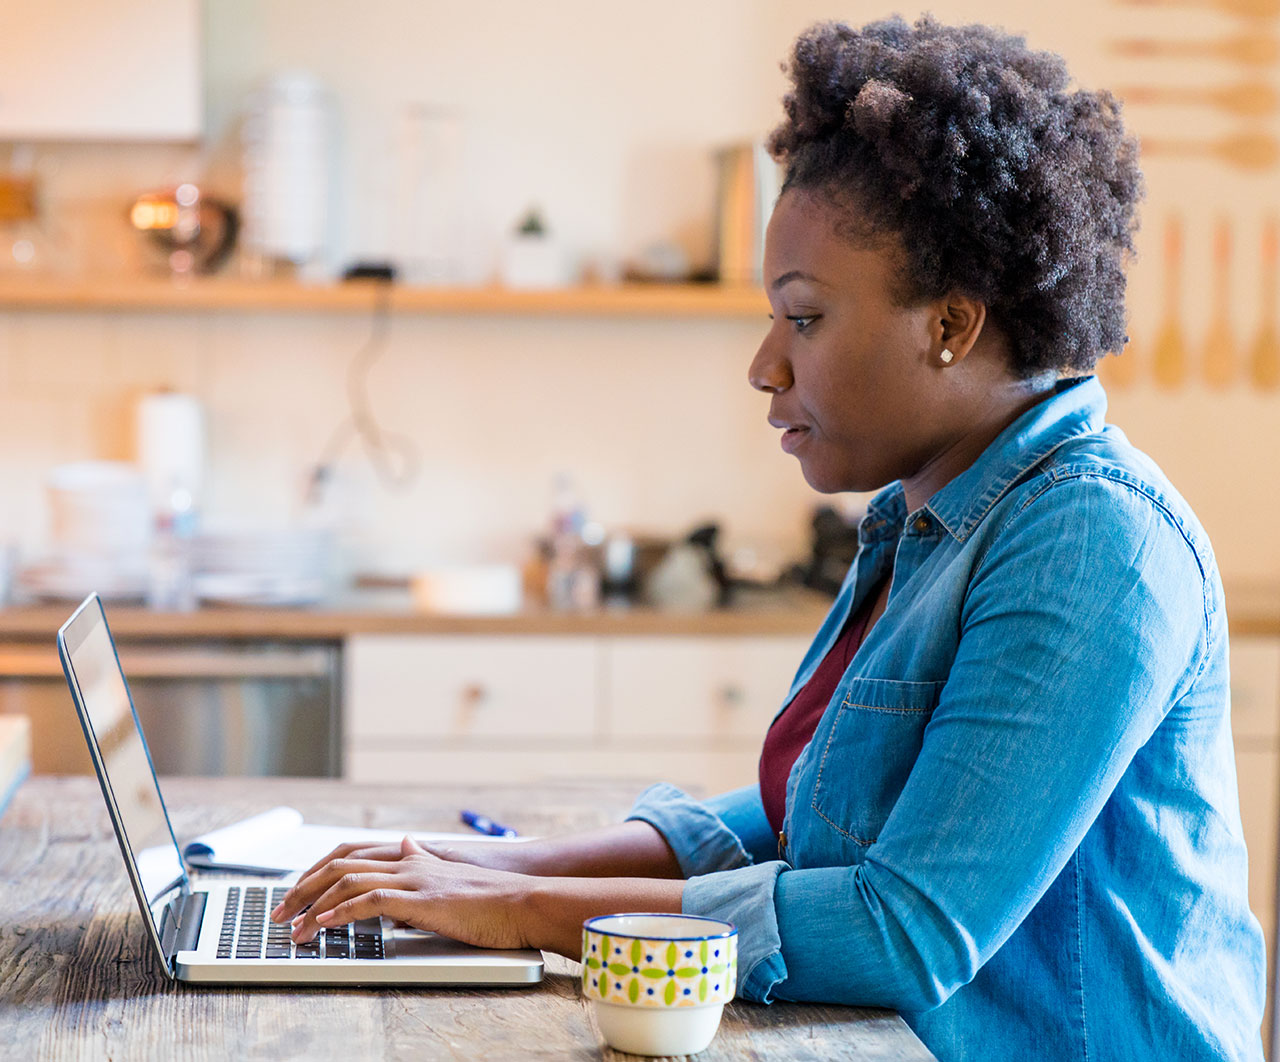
{"left": 936, "top": 294, "right": 987, "bottom": 365}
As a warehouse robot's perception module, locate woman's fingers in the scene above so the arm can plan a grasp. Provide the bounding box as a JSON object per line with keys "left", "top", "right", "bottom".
{"left": 273, "top": 855, "right": 395, "bottom": 923}
{"left": 285, "top": 842, "right": 433, "bottom": 939}
{"left": 296, "top": 841, "right": 405, "bottom": 882}
{"left": 289, "top": 871, "right": 406, "bottom": 943}
{"left": 274, "top": 838, "right": 432, "bottom": 920}
{"left": 295, "top": 842, "right": 368, "bottom": 881}
{"left": 312, "top": 888, "right": 421, "bottom": 935}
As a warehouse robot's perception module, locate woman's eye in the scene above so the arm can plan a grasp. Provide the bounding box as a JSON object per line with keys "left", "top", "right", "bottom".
{"left": 787, "top": 315, "right": 818, "bottom": 332}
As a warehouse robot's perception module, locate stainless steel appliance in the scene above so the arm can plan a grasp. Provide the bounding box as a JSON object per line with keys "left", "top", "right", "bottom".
{"left": 0, "top": 639, "right": 340, "bottom": 776}
{"left": 714, "top": 141, "right": 782, "bottom": 285}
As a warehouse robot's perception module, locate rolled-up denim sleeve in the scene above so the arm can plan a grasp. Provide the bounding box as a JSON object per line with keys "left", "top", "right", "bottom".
{"left": 627, "top": 782, "right": 792, "bottom": 1001}
{"left": 626, "top": 782, "right": 757, "bottom": 876}
{"left": 702, "top": 784, "right": 778, "bottom": 866}
{"left": 684, "top": 861, "right": 789, "bottom": 1001}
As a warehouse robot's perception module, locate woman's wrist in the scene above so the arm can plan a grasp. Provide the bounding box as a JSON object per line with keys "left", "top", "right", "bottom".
{"left": 519, "top": 874, "right": 686, "bottom": 958}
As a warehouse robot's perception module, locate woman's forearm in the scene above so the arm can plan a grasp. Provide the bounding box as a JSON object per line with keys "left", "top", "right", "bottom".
{"left": 522, "top": 874, "right": 687, "bottom": 958}
{"left": 430, "top": 820, "right": 684, "bottom": 880}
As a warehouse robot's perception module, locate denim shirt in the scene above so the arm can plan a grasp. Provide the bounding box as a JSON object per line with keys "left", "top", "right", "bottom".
{"left": 628, "top": 377, "right": 1265, "bottom": 1062}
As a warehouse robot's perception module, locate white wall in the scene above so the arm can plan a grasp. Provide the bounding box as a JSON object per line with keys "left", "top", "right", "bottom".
{"left": 2, "top": 0, "right": 1277, "bottom": 580}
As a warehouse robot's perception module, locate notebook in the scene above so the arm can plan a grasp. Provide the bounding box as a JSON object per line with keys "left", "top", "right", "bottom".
{"left": 182, "top": 805, "right": 513, "bottom": 875}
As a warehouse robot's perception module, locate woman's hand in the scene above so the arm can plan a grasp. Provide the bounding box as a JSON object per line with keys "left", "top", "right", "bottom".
{"left": 273, "top": 820, "right": 683, "bottom": 890}
{"left": 271, "top": 835, "right": 536, "bottom": 951}
{"left": 268, "top": 825, "right": 688, "bottom": 959}
{"left": 416, "top": 838, "right": 544, "bottom": 875}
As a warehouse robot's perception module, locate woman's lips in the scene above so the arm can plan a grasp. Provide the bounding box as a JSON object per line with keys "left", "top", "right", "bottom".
{"left": 780, "top": 426, "right": 810, "bottom": 454}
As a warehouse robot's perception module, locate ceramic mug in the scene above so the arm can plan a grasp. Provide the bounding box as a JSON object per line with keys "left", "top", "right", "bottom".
{"left": 581, "top": 913, "right": 737, "bottom": 1056}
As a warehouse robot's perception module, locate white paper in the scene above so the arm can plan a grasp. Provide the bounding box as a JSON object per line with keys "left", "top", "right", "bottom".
{"left": 182, "top": 805, "right": 513, "bottom": 875}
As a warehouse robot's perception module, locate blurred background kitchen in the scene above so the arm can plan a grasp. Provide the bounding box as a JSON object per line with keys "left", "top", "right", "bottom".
{"left": 2, "top": 0, "right": 1280, "bottom": 1007}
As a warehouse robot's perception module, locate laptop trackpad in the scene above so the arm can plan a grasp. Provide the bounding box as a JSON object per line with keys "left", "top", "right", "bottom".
{"left": 386, "top": 927, "right": 510, "bottom": 960}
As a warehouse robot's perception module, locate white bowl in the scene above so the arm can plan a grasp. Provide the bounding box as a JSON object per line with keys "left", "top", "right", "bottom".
{"left": 411, "top": 564, "right": 522, "bottom": 615}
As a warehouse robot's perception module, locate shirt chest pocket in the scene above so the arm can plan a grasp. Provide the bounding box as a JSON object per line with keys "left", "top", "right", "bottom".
{"left": 808, "top": 676, "right": 946, "bottom": 849}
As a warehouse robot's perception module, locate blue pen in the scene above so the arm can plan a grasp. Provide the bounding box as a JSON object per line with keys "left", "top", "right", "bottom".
{"left": 460, "top": 810, "right": 518, "bottom": 838}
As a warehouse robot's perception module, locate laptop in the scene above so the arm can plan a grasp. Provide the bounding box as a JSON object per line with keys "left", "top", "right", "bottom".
{"left": 57, "top": 593, "right": 544, "bottom": 986}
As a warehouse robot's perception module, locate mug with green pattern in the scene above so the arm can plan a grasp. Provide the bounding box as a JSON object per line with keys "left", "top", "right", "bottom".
{"left": 581, "top": 914, "right": 737, "bottom": 1056}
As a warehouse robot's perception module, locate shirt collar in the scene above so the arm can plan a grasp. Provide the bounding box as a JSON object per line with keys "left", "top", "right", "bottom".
{"left": 862, "top": 375, "right": 1107, "bottom": 544}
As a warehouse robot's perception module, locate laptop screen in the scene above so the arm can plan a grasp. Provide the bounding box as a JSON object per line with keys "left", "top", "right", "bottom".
{"left": 58, "top": 596, "right": 186, "bottom": 919}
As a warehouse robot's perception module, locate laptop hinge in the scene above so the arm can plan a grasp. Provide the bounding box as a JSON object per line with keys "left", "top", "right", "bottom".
{"left": 160, "top": 889, "right": 207, "bottom": 963}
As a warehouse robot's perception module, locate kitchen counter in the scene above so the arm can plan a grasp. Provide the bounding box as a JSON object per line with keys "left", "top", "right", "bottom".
{"left": 0, "top": 775, "right": 936, "bottom": 1061}
{"left": 3, "top": 580, "right": 1280, "bottom": 641}
{"left": 0, "top": 587, "right": 834, "bottom": 642}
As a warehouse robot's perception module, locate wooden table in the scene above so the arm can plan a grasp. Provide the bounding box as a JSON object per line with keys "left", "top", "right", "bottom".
{"left": 0, "top": 776, "right": 935, "bottom": 1061}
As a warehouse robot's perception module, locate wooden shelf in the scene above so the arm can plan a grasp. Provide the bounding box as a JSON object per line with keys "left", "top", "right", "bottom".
{"left": 0, "top": 276, "right": 769, "bottom": 317}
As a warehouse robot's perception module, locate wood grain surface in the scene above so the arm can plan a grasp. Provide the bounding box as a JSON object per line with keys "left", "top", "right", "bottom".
{"left": 0, "top": 777, "right": 935, "bottom": 1061}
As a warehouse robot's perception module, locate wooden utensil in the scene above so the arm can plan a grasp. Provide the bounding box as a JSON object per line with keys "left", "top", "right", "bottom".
{"left": 0, "top": 176, "right": 36, "bottom": 222}
{"left": 1152, "top": 215, "right": 1190, "bottom": 390}
{"left": 1110, "top": 35, "right": 1280, "bottom": 66}
{"left": 1140, "top": 133, "right": 1280, "bottom": 171}
{"left": 1202, "top": 218, "right": 1236, "bottom": 388}
{"left": 1121, "top": 81, "right": 1279, "bottom": 119}
{"left": 1119, "top": 0, "right": 1280, "bottom": 19}
{"left": 1099, "top": 336, "right": 1142, "bottom": 390}
{"left": 1250, "top": 217, "right": 1280, "bottom": 389}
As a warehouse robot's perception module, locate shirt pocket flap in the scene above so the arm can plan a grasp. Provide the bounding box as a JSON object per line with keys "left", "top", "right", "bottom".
{"left": 809, "top": 676, "right": 946, "bottom": 848}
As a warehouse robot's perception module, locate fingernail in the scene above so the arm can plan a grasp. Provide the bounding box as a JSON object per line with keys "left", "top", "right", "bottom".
{"left": 270, "top": 904, "right": 282, "bottom": 917}
{"left": 316, "top": 911, "right": 333, "bottom": 923}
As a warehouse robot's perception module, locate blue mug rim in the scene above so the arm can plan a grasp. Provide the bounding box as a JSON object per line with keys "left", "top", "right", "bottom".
{"left": 583, "top": 912, "right": 737, "bottom": 942}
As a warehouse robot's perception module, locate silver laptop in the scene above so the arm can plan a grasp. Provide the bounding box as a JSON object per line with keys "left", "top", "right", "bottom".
{"left": 57, "top": 593, "right": 544, "bottom": 986}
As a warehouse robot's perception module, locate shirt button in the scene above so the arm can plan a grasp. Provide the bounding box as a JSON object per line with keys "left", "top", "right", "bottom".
{"left": 913, "top": 517, "right": 930, "bottom": 532}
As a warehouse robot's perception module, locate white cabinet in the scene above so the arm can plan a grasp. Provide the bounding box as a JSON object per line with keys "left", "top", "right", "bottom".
{"left": 345, "top": 635, "right": 597, "bottom": 741}
{"left": 0, "top": 0, "right": 201, "bottom": 140}
{"left": 343, "top": 633, "right": 809, "bottom": 794}
{"left": 605, "top": 637, "right": 807, "bottom": 741}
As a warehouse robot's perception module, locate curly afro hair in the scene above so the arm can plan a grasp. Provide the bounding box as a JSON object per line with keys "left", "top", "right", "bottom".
{"left": 768, "top": 16, "right": 1143, "bottom": 377}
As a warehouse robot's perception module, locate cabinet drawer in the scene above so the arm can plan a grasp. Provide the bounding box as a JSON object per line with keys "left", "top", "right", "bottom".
{"left": 345, "top": 635, "right": 598, "bottom": 740}
{"left": 1231, "top": 638, "right": 1280, "bottom": 744}
{"left": 604, "top": 636, "right": 809, "bottom": 740}
{"left": 347, "top": 743, "right": 762, "bottom": 793}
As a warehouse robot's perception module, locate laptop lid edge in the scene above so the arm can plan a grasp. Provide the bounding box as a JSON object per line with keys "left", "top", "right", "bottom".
{"left": 57, "top": 593, "right": 186, "bottom": 980}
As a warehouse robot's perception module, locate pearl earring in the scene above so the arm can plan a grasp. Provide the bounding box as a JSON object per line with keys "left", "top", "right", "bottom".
{"left": 940, "top": 348, "right": 954, "bottom": 364}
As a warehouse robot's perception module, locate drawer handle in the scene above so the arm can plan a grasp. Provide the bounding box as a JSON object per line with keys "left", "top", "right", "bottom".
{"left": 460, "top": 682, "right": 488, "bottom": 708}
{"left": 719, "top": 684, "right": 744, "bottom": 707}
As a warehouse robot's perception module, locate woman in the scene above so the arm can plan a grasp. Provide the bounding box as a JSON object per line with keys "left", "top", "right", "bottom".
{"left": 272, "top": 17, "right": 1265, "bottom": 1060}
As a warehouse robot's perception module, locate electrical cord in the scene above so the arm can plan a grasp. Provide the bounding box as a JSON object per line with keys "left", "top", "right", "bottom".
{"left": 307, "top": 280, "right": 420, "bottom": 504}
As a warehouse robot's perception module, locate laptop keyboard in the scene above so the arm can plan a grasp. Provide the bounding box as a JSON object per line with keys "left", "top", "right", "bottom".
{"left": 215, "top": 886, "right": 385, "bottom": 961}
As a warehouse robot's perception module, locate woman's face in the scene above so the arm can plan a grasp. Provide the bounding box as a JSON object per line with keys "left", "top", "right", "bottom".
{"left": 749, "top": 189, "right": 952, "bottom": 496}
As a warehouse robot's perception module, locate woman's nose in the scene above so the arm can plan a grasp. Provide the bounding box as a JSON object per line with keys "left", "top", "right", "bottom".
{"left": 748, "top": 333, "right": 792, "bottom": 393}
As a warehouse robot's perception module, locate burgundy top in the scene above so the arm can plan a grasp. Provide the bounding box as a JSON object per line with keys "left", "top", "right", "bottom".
{"left": 758, "top": 582, "right": 884, "bottom": 838}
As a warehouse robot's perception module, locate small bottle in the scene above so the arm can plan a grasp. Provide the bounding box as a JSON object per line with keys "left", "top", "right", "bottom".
{"left": 146, "top": 487, "right": 197, "bottom": 611}
{"left": 545, "top": 474, "right": 600, "bottom": 611}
